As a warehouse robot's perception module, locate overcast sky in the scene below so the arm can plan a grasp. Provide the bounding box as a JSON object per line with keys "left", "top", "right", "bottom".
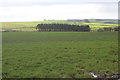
{"left": 0, "top": 0, "right": 119, "bottom": 22}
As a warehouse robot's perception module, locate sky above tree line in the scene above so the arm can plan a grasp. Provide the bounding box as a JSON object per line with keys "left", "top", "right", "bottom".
{"left": 0, "top": 0, "right": 119, "bottom": 22}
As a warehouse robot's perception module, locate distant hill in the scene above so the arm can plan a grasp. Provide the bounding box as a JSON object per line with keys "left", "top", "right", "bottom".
{"left": 88, "top": 19, "right": 118, "bottom": 24}
{"left": 0, "top": 19, "right": 118, "bottom": 32}
{"left": 66, "top": 19, "right": 118, "bottom": 24}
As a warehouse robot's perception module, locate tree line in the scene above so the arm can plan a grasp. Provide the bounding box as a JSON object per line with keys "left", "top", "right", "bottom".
{"left": 36, "top": 23, "right": 90, "bottom": 32}
{"left": 97, "top": 26, "right": 120, "bottom": 32}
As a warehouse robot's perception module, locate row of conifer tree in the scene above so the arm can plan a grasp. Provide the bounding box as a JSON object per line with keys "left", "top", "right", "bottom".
{"left": 36, "top": 23, "right": 90, "bottom": 32}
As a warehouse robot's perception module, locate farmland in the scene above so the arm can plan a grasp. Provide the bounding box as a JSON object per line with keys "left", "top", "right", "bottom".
{"left": 1, "top": 20, "right": 118, "bottom": 32}
{"left": 2, "top": 32, "right": 118, "bottom": 78}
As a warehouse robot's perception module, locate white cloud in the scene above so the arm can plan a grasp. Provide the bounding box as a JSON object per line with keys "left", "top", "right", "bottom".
{"left": 0, "top": 1, "right": 118, "bottom": 22}
{"left": 0, "top": 0, "right": 119, "bottom": 7}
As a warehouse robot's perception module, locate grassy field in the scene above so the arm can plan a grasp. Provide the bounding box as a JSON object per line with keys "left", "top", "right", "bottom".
{"left": 2, "top": 32, "right": 118, "bottom": 78}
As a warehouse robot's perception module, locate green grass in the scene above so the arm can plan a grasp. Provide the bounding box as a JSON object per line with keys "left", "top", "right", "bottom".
{"left": 2, "top": 32, "right": 118, "bottom": 78}
{"left": 1, "top": 22, "right": 38, "bottom": 32}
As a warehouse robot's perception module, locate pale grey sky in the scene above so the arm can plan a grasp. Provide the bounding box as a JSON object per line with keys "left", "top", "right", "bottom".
{"left": 0, "top": 0, "right": 119, "bottom": 22}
